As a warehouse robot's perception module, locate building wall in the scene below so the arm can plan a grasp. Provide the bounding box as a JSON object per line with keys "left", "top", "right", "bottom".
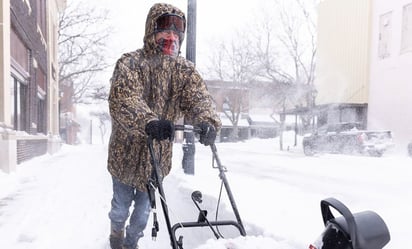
{"left": 0, "top": 0, "right": 11, "bottom": 124}
{"left": 10, "top": 0, "right": 48, "bottom": 134}
{"left": 316, "top": 0, "right": 412, "bottom": 148}
{"left": 315, "top": 0, "right": 372, "bottom": 105}
{"left": 47, "top": 0, "right": 66, "bottom": 152}
{"left": 0, "top": 0, "right": 65, "bottom": 172}
{"left": 206, "top": 80, "right": 249, "bottom": 113}
{"left": 0, "top": 0, "right": 14, "bottom": 172}
{"left": 47, "top": 0, "right": 59, "bottom": 136}
{"left": 368, "top": 0, "right": 412, "bottom": 146}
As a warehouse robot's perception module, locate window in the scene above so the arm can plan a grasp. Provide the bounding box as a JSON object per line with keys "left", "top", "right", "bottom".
{"left": 401, "top": 3, "right": 412, "bottom": 53}
{"left": 341, "top": 108, "right": 357, "bottom": 123}
{"left": 11, "top": 28, "right": 29, "bottom": 72}
{"left": 37, "top": 95, "right": 46, "bottom": 134}
{"left": 378, "top": 12, "right": 392, "bottom": 59}
{"left": 37, "top": 67, "right": 46, "bottom": 93}
{"left": 10, "top": 27, "right": 30, "bottom": 132}
{"left": 10, "top": 75, "right": 28, "bottom": 131}
{"left": 36, "top": 0, "right": 47, "bottom": 37}
{"left": 37, "top": 68, "right": 47, "bottom": 134}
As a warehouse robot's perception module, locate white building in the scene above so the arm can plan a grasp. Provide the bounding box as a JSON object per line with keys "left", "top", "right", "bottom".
{"left": 316, "top": 0, "right": 412, "bottom": 150}
{"left": 368, "top": 0, "right": 412, "bottom": 147}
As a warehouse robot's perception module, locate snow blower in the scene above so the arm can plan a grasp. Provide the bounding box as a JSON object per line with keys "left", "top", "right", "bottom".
{"left": 146, "top": 124, "right": 246, "bottom": 249}
{"left": 309, "top": 197, "right": 390, "bottom": 249}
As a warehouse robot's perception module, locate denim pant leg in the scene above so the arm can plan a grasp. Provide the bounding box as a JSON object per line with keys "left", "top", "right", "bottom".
{"left": 108, "top": 177, "right": 135, "bottom": 232}
{"left": 123, "top": 188, "right": 151, "bottom": 248}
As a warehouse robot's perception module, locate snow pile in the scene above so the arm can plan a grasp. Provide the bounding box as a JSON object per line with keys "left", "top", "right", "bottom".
{"left": 194, "top": 236, "right": 296, "bottom": 249}
{"left": 0, "top": 135, "right": 410, "bottom": 249}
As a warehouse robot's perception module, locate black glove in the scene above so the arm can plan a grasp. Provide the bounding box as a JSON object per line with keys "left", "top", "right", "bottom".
{"left": 198, "top": 122, "right": 217, "bottom": 146}
{"left": 145, "top": 120, "right": 174, "bottom": 141}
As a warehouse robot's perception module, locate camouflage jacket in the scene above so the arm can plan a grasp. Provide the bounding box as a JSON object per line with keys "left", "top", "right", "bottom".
{"left": 107, "top": 3, "right": 221, "bottom": 191}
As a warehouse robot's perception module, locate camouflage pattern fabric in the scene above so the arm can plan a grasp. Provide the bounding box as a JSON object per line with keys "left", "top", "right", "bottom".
{"left": 107, "top": 3, "right": 221, "bottom": 192}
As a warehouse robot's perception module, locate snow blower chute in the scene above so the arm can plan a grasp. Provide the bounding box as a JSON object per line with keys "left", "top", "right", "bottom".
{"left": 309, "top": 197, "right": 390, "bottom": 249}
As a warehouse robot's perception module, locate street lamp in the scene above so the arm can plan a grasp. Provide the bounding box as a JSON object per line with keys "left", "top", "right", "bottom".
{"left": 182, "top": 0, "right": 197, "bottom": 175}
{"left": 311, "top": 89, "right": 318, "bottom": 132}
{"left": 312, "top": 88, "right": 318, "bottom": 107}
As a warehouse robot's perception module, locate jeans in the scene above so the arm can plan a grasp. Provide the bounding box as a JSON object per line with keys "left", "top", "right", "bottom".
{"left": 109, "top": 176, "right": 151, "bottom": 249}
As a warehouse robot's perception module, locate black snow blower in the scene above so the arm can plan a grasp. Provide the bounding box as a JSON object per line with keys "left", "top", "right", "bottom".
{"left": 146, "top": 124, "right": 391, "bottom": 249}
{"left": 309, "top": 197, "right": 391, "bottom": 249}
{"left": 146, "top": 124, "right": 246, "bottom": 249}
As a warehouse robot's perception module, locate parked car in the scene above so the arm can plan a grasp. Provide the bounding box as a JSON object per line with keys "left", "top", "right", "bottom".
{"left": 303, "top": 123, "right": 394, "bottom": 157}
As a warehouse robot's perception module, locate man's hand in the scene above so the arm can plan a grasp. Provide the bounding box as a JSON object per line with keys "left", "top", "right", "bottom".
{"left": 198, "top": 122, "right": 217, "bottom": 146}
{"left": 145, "top": 120, "right": 174, "bottom": 141}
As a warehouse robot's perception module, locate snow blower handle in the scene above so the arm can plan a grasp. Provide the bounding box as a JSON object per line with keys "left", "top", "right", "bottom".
{"left": 145, "top": 124, "right": 199, "bottom": 143}
{"left": 174, "top": 124, "right": 202, "bottom": 134}
{"left": 321, "top": 198, "right": 357, "bottom": 246}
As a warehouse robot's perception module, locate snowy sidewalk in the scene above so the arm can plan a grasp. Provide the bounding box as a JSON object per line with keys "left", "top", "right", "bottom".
{"left": 1, "top": 139, "right": 411, "bottom": 249}
{"left": 0, "top": 144, "right": 270, "bottom": 249}
{"left": 0, "top": 145, "right": 112, "bottom": 249}
{"left": 0, "top": 142, "right": 299, "bottom": 249}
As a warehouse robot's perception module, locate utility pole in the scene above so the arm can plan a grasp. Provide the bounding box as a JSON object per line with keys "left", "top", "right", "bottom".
{"left": 182, "top": 0, "right": 197, "bottom": 175}
{"left": 90, "top": 119, "right": 93, "bottom": 144}
{"left": 186, "top": 0, "right": 196, "bottom": 63}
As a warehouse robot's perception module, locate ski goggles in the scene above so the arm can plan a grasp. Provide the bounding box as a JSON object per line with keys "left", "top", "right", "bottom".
{"left": 155, "top": 14, "right": 185, "bottom": 33}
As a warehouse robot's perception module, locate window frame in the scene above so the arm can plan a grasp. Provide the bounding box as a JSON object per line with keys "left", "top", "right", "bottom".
{"left": 401, "top": 3, "right": 412, "bottom": 53}
{"left": 378, "top": 11, "right": 392, "bottom": 59}
{"left": 10, "top": 73, "right": 28, "bottom": 131}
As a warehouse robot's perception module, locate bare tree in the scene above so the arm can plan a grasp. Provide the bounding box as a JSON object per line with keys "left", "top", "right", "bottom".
{"left": 252, "top": 0, "right": 318, "bottom": 111}
{"left": 207, "top": 33, "right": 257, "bottom": 141}
{"left": 90, "top": 111, "right": 110, "bottom": 144}
{"left": 89, "top": 85, "right": 109, "bottom": 102}
{"left": 205, "top": 0, "right": 318, "bottom": 146}
{"left": 58, "top": 1, "right": 112, "bottom": 104}
{"left": 249, "top": 0, "right": 319, "bottom": 149}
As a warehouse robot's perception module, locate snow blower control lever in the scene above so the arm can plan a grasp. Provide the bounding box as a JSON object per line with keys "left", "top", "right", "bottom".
{"left": 146, "top": 124, "right": 246, "bottom": 249}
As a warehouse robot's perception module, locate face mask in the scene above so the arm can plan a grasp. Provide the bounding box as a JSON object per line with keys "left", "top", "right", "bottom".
{"left": 157, "top": 38, "right": 180, "bottom": 56}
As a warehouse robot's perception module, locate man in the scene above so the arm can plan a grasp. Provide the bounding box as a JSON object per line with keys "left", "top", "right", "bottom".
{"left": 107, "top": 3, "right": 221, "bottom": 249}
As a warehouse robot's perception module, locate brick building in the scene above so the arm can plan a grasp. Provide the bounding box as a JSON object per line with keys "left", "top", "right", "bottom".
{"left": 0, "top": 0, "right": 66, "bottom": 172}
{"left": 206, "top": 80, "right": 251, "bottom": 141}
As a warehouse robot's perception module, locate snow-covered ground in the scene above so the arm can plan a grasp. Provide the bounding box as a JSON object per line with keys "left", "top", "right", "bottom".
{"left": 0, "top": 133, "right": 410, "bottom": 249}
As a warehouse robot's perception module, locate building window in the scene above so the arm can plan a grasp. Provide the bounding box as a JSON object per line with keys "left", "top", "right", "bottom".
{"left": 11, "top": 28, "right": 29, "bottom": 72}
{"left": 401, "top": 3, "right": 412, "bottom": 53}
{"left": 10, "top": 27, "right": 30, "bottom": 132}
{"left": 37, "top": 67, "right": 47, "bottom": 134}
{"left": 36, "top": 0, "right": 47, "bottom": 37}
{"left": 37, "top": 95, "right": 46, "bottom": 134}
{"left": 10, "top": 75, "right": 28, "bottom": 131}
{"left": 378, "top": 12, "right": 392, "bottom": 59}
{"left": 341, "top": 108, "right": 357, "bottom": 123}
{"left": 37, "top": 67, "right": 47, "bottom": 94}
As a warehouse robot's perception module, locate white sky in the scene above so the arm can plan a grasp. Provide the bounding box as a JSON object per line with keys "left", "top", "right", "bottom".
{"left": 82, "top": 0, "right": 268, "bottom": 77}
{"left": 0, "top": 132, "right": 410, "bottom": 248}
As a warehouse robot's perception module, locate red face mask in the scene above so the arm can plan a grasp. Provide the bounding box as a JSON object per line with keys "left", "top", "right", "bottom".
{"left": 157, "top": 37, "right": 179, "bottom": 56}
{"left": 154, "top": 14, "right": 184, "bottom": 56}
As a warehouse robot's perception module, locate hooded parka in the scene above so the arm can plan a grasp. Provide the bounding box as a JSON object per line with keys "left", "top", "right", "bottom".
{"left": 107, "top": 3, "right": 221, "bottom": 192}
